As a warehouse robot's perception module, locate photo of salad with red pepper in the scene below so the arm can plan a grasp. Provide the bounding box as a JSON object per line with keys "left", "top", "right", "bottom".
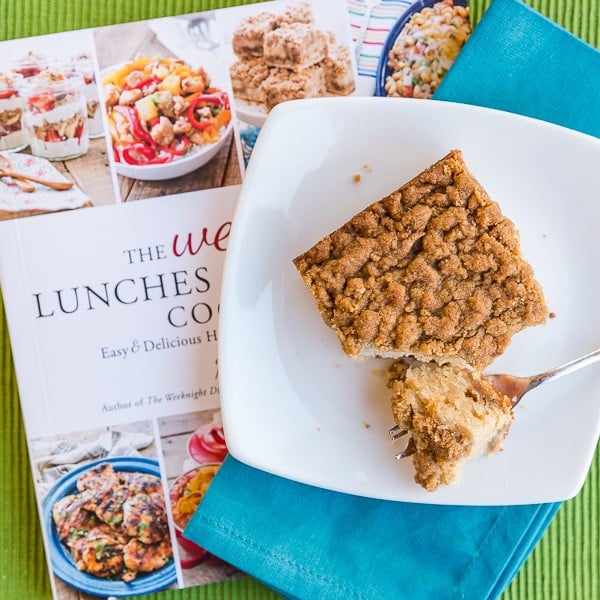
{"left": 103, "top": 56, "right": 232, "bottom": 168}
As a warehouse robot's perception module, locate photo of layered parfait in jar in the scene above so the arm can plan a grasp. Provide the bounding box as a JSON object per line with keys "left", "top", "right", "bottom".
{"left": 19, "top": 69, "right": 89, "bottom": 161}
{"left": 63, "top": 53, "right": 104, "bottom": 139}
{"left": 11, "top": 50, "right": 50, "bottom": 79}
{"left": 0, "top": 31, "right": 117, "bottom": 221}
{"left": 0, "top": 73, "right": 28, "bottom": 152}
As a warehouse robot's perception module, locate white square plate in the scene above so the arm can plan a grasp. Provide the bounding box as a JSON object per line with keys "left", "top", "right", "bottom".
{"left": 219, "top": 97, "right": 600, "bottom": 505}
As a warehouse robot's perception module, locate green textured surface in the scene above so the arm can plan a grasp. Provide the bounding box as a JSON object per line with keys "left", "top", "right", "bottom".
{"left": 0, "top": 1, "right": 598, "bottom": 599}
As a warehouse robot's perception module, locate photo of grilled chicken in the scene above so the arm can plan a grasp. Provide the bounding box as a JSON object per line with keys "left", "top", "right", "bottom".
{"left": 70, "top": 529, "right": 129, "bottom": 580}
{"left": 122, "top": 491, "right": 170, "bottom": 544}
{"left": 119, "top": 470, "right": 163, "bottom": 495}
{"left": 77, "top": 462, "right": 119, "bottom": 492}
{"left": 123, "top": 538, "right": 174, "bottom": 572}
{"left": 51, "top": 461, "right": 173, "bottom": 581}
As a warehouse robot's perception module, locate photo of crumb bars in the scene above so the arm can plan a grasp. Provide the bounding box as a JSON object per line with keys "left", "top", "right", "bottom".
{"left": 228, "top": 2, "right": 356, "bottom": 116}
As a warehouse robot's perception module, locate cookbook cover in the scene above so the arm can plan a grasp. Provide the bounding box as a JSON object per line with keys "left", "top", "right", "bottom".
{"left": 0, "top": 0, "right": 470, "bottom": 597}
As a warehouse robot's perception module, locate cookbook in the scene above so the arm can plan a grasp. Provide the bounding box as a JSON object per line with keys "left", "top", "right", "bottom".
{"left": 0, "top": 0, "right": 471, "bottom": 597}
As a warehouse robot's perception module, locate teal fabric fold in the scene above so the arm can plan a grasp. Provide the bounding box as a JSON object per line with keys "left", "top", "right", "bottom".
{"left": 185, "top": 1, "right": 598, "bottom": 598}
{"left": 434, "top": 0, "right": 600, "bottom": 137}
{"left": 485, "top": 502, "right": 559, "bottom": 599}
{"left": 186, "top": 457, "right": 560, "bottom": 600}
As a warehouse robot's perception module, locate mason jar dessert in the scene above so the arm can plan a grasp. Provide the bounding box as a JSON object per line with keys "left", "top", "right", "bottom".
{"left": 0, "top": 73, "right": 28, "bottom": 151}
{"left": 20, "top": 70, "right": 89, "bottom": 160}
{"left": 63, "top": 54, "right": 103, "bottom": 138}
{"left": 11, "top": 51, "right": 50, "bottom": 79}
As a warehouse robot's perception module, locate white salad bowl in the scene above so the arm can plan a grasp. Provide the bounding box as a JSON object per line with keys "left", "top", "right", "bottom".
{"left": 100, "top": 64, "right": 234, "bottom": 181}
{"left": 113, "top": 119, "right": 234, "bottom": 181}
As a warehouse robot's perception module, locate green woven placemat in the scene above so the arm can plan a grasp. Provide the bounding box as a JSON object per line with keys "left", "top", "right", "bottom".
{"left": 0, "top": 1, "right": 598, "bottom": 599}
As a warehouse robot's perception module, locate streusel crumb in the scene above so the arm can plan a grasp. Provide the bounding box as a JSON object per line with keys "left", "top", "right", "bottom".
{"left": 263, "top": 24, "right": 327, "bottom": 71}
{"left": 323, "top": 42, "right": 355, "bottom": 95}
{"left": 229, "top": 58, "right": 270, "bottom": 103}
{"left": 262, "top": 65, "right": 325, "bottom": 111}
{"left": 276, "top": 1, "right": 314, "bottom": 27}
{"left": 293, "top": 150, "right": 547, "bottom": 370}
{"left": 232, "top": 12, "right": 277, "bottom": 59}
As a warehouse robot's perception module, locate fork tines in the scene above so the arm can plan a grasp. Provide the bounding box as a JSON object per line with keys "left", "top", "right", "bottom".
{"left": 394, "top": 438, "right": 416, "bottom": 461}
{"left": 388, "top": 424, "right": 408, "bottom": 441}
{"left": 388, "top": 424, "right": 414, "bottom": 460}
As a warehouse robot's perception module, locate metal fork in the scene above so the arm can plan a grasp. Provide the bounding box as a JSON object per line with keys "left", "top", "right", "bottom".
{"left": 389, "top": 346, "right": 600, "bottom": 459}
{"left": 389, "top": 426, "right": 414, "bottom": 460}
{"left": 187, "top": 15, "right": 219, "bottom": 51}
{"left": 485, "top": 346, "right": 600, "bottom": 407}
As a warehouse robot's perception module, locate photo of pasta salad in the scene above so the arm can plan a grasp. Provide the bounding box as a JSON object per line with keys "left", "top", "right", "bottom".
{"left": 384, "top": 0, "right": 471, "bottom": 99}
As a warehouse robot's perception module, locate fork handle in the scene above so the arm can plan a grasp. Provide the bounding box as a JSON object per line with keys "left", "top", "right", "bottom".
{"left": 529, "top": 346, "right": 600, "bottom": 390}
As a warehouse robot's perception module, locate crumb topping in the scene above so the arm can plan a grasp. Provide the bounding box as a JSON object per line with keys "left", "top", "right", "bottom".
{"left": 232, "top": 12, "right": 277, "bottom": 58}
{"left": 262, "top": 65, "right": 325, "bottom": 111}
{"left": 229, "top": 58, "right": 270, "bottom": 103}
{"left": 263, "top": 24, "right": 327, "bottom": 70}
{"left": 276, "top": 1, "right": 314, "bottom": 27}
{"left": 293, "top": 150, "right": 547, "bottom": 370}
{"left": 323, "top": 43, "right": 355, "bottom": 95}
{"left": 229, "top": 58, "right": 270, "bottom": 86}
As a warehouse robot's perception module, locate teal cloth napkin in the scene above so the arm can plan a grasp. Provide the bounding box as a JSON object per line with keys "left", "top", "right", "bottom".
{"left": 186, "top": 457, "right": 559, "bottom": 600}
{"left": 185, "top": 1, "right": 599, "bottom": 598}
{"left": 434, "top": 0, "right": 600, "bottom": 137}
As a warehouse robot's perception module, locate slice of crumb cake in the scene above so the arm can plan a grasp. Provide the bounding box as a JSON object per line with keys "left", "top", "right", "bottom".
{"left": 387, "top": 360, "right": 514, "bottom": 491}
{"left": 293, "top": 150, "right": 547, "bottom": 371}
{"left": 232, "top": 12, "right": 277, "bottom": 59}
